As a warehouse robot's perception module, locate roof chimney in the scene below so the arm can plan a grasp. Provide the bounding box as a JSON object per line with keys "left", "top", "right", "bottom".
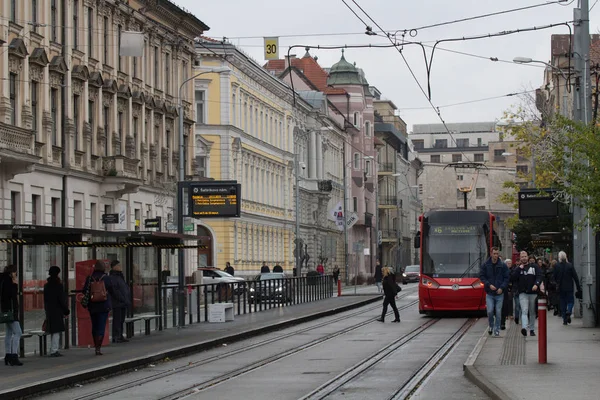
{"left": 284, "top": 54, "right": 297, "bottom": 69}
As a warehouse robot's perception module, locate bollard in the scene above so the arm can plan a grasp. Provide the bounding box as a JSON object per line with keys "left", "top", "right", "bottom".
{"left": 538, "top": 297, "right": 547, "bottom": 364}
{"left": 337, "top": 279, "right": 342, "bottom": 297}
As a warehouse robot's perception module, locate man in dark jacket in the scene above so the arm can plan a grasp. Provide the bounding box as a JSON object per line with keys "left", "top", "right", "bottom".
{"left": 109, "top": 260, "right": 130, "bottom": 343}
{"left": 44, "top": 266, "right": 70, "bottom": 357}
{"left": 479, "top": 247, "right": 509, "bottom": 336}
{"left": 225, "top": 262, "right": 235, "bottom": 276}
{"left": 374, "top": 261, "right": 383, "bottom": 293}
{"left": 512, "top": 251, "right": 543, "bottom": 337}
{"left": 554, "top": 251, "right": 582, "bottom": 325}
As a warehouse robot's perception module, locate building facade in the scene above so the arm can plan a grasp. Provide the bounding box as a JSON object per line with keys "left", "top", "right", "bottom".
{"left": 0, "top": 0, "right": 208, "bottom": 274}
{"left": 194, "top": 41, "right": 346, "bottom": 275}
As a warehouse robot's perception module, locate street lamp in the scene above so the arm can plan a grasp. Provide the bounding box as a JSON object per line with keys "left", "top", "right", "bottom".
{"left": 513, "top": 57, "right": 569, "bottom": 81}
{"left": 176, "top": 66, "right": 230, "bottom": 328}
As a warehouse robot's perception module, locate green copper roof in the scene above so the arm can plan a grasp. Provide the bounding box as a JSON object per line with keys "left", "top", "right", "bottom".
{"left": 327, "top": 50, "right": 363, "bottom": 86}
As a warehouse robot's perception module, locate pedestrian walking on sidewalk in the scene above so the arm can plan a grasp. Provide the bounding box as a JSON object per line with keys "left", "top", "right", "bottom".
{"left": 512, "top": 251, "right": 543, "bottom": 337}
{"left": 374, "top": 261, "right": 383, "bottom": 293}
{"left": 332, "top": 266, "right": 340, "bottom": 283}
{"left": 554, "top": 251, "right": 583, "bottom": 325}
{"left": 1, "top": 265, "right": 22, "bottom": 366}
{"left": 480, "top": 247, "right": 509, "bottom": 337}
{"left": 43, "top": 266, "right": 70, "bottom": 357}
{"left": 82, "top": 260, "right": 118, "bottom": 355}
{"left": 501, "top": 259, "right": 513, "bottom": 330}
{"left": 225, "top": 262, "right": 235, "bottom": 276}
{"left": 109, "top": 260, "right": 130, "bottom": 343}
{"left": 377, "top": 267, "right": 400, "bottom": 323}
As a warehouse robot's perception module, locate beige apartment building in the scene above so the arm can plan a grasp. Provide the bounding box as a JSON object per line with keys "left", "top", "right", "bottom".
{"left": 0, "top": 1, "right": 208, "bottom": 273}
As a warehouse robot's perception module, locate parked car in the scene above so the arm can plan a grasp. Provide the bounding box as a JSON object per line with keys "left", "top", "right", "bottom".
{"left": 402, "top": 265, "right": 420, "bottom": 284}
{"left": 248, "top": 273, "right": 293, "bottom": 304}
{"left": 199, "top": 267, "right": 246, "bottom": 296}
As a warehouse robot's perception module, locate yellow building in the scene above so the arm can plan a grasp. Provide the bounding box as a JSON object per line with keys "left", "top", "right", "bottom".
{"left": 193, "top": 40, "right": 345, "bottom": 275}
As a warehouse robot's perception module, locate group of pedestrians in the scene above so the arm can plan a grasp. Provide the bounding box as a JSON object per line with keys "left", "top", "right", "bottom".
{"left": 481, "top": 248, "right": 583, "bottom": 338}
{"left": 1, "top": 259, "right": 132, "bottom": 365}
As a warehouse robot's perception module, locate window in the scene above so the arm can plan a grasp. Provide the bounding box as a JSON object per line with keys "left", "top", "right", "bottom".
{"left": 32, "top": 0, "right": 38, "bottom": 31}
{"left": 457, "top": 175, "right": 463, "bottom": 181}
{"left": 516, "top": 165, "right": 529, "bottom": 174}
{"left": 51, "top": 0, "right": 58, "bottom": 42}
{"left": 365, "top": 160, "right": 371, "bottom": 176}
{"left": 165, "top": 53, "right": 170, "bottom": 94}
{"left": 10, "top": 192, "right": 21, "bottom": 224}
{"left": 51, "top": 89, "right": 58, "bottom": 145}
{"left": 73, "top": 95, "right": 80, "bottom": 151}
{"left": 88, "top": 7, "right": 93, "bottom": 56}
{"left": 365, "top": 121, "right": 371, "bottom": 136}
{"left": 165, "top": 130, "right": 171, "bottom": 150}
{"left": 476, "top": 188, "right": 486, "bottom": 199}
{"left": 117, "top": 112, "right": 123, "bottom": 154}
{"left": 412, "top": 140, "right": 424, "bottom": 150}
{"left": 103, "top": 17, "right": 109, "bottom": 63}
{"left": 9, "top": 73, "right": 17, "bottom": 125}
{"left": 434, "top": 139, "right": 447, "bottom": 148}
{"left": 477, "top": 138, "right": 482, "bottom": 147}
{"left": 32, "top": 195, "right": 41, "bottom": 225}
{"left": 51, "top": 197, "right": 60, "bottom": 227}
{"left": 353, "top": 197, "right": 358, "bottom": 212}
{"left": 474, "top": 153, "right": 484, "bottom": 162}
{"left": 133, "top": 117, "right": 139, "bottom": 156}
{"left": 456, "top": 189, "right": 463, "bottom": 200}
{"left": 73, "top": 0, "right": 79, "bottom": 50}
{"left": 430, "top": 155, "right": 441, "bottom": 163}
{"left": 154, "top": 47, "right": 159, "bottom": 87}
{"left": 31, "top": 82, "right": 38, "bottom": 133}
{"left": 456, "top": 138, "right": 469, "bottom": 148}
{"left": 103, "top": 204, "right": 111, "bottom": 231}
{"left": 133, "top": 55, "right": 138, "bottom": 78}
{"left": 74, "top": 200, "right": 83, "bottom": 228}
{"left": 195, "top": 90, "right": 205, "bottom": 124}
{"left": 10, "top": 0, "right": 17, "bottom": 23}
{"left": 452, "top": 154, "right": 462, "bottom": 162}
{"left": 90, "top": 202, "right": 97, "bottom": 229}
{"left": 353, "top": 153, "right": 360, "bottom": 169}
{"left": 494, "top": 149, "right": 505, "bottom": 156}
{"left": 88, "top": 100, "right": 94, "bottom": 124}
{"left": 353, "top": 112, "right": 359, "bottom": 126}
{"left": 232, "top": 93, "right": 236, "bottom": 126}
{"left": 103, "top": 106, "right": 109, "bottom": 156}
{"left": 117, "top": 25, "right": 122, "bottom": 71}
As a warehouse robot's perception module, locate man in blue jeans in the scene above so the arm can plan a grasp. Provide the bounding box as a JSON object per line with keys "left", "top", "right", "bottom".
{"left": 479, "top": 247, "right": 509, "bottom": 337}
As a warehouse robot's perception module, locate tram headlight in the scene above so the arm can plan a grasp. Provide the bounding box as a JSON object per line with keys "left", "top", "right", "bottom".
{"left": 421, "top": 277, "right": 439, "bottom": 289}
{"left": 471, "top": 280, "right": 485, "bottom": 289}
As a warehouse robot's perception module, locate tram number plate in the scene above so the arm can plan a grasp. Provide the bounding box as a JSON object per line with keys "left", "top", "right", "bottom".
{"left": 449, "top": 278, "right": 463, "bottom": 283}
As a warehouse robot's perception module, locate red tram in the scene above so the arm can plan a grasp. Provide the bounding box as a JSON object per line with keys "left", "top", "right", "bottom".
{"left": 414, "top": 210, "right": 501, "bottom": 315}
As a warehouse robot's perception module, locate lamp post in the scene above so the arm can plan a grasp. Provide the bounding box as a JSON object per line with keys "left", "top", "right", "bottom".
{"left": 176, "top": 66, "right": 229, "bottom": 328}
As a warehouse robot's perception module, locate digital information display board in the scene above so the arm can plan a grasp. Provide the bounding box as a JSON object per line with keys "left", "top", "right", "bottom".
{"left": 189, "top": 182, "right": 241, "bottom": 218}
{"left": 518, "top": 190, "right": 558, "bottom": 219}
{"left": 430, "top": 225, "right": 478, "bottom": 235}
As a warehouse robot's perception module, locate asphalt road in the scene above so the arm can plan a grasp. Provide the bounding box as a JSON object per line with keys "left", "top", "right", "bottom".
{"left": 42, "top": 286, "right": 490, "bottom": 400}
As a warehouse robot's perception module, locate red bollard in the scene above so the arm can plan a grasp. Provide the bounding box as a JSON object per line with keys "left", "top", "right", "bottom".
{"left": 337, "top": 279, "right": 342, "bottom": 297}
{"left": 538, "top": 297, "right": 547, "bottom": 364}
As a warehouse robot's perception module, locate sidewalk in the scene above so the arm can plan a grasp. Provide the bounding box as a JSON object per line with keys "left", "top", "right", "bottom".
{"left": 465, "top": 311, "right": 600, "bottom": 400}
{"left": 0, "top": 294, "right": 381, "bottom": 400}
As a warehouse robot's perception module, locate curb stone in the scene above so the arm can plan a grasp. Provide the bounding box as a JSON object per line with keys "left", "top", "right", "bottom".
{"left": 0, "top": 296, "right": 382, "bottom": 400}
{"left": 463, "top": 329, "right": 513, "bottom": 400}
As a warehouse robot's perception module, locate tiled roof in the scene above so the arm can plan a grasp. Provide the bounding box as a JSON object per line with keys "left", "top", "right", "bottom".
{"left": 264, "top": 55, "right": 347, "bottom": 95}
{"left": 551, "top": 34, "right": 600, "bottom": 64}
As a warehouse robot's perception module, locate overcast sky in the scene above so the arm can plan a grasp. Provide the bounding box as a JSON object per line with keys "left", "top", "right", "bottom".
{"left": 177, "top": 0, "right": 600, "bottom": 131}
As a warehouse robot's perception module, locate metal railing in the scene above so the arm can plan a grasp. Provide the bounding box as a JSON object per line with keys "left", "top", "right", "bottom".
{"left": 378, "top": 196, "right": 398, "bottom": 206}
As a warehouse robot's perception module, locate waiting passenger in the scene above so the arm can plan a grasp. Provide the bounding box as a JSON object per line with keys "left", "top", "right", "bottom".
{"left": 43, "top": 266, "right": 70, "bottom": 357}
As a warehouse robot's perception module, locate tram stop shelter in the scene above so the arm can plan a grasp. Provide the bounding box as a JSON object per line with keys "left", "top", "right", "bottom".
{"left": 0, "top": 225, "right": 203, "bottom": 357}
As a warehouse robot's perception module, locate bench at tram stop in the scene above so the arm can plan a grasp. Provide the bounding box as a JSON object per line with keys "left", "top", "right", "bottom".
{"left": 124, "top": 314, "right": 161, "bottom": 338}
{"left": 20, "top": 330, "right": 49, "bottom": 357}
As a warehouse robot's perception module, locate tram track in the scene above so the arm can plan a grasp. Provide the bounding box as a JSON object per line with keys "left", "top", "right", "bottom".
{"left": 299, "top": 317, "right": 478, "bottom": 400}
{"left": 65, "top": 291, "right": 418, "bottom": 400}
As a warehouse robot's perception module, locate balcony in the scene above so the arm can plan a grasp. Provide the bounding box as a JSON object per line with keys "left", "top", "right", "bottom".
{"left": 0, "top": 122, "right": 41, "bottom": 179}
{"left": 100, "top": 155, "right": 142, "bottom": 198}
{"left": 377, "top": 162, "right": 394, "bottom": 175}
{"left": 381, "top": 229, "right": 399, "bottom": 242}
{"left": 378, "top": 195, "right": 398, "bottom": 208}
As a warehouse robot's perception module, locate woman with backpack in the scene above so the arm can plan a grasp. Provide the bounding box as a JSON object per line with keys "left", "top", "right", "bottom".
{"left": 82, "top": 260, "right": 118, "bottom": 355}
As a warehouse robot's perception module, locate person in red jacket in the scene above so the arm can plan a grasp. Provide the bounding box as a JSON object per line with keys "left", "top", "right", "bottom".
{"left": 316, "top": 264, "right": 325, "bottom": 275}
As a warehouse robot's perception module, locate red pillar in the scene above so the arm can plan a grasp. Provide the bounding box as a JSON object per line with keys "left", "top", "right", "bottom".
{"left": 538, "top": 297, "right": 547, "bottom": 364}
{"left": 337, "top": 279, "right": 342, "bottom": 297}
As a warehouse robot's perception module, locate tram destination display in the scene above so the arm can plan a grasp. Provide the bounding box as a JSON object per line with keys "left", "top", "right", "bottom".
{"left": 189, "top": 181, "right": 241, "bottom": 218}
{"left": 430, "top": 225, "right": 478, "bottom": 235}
